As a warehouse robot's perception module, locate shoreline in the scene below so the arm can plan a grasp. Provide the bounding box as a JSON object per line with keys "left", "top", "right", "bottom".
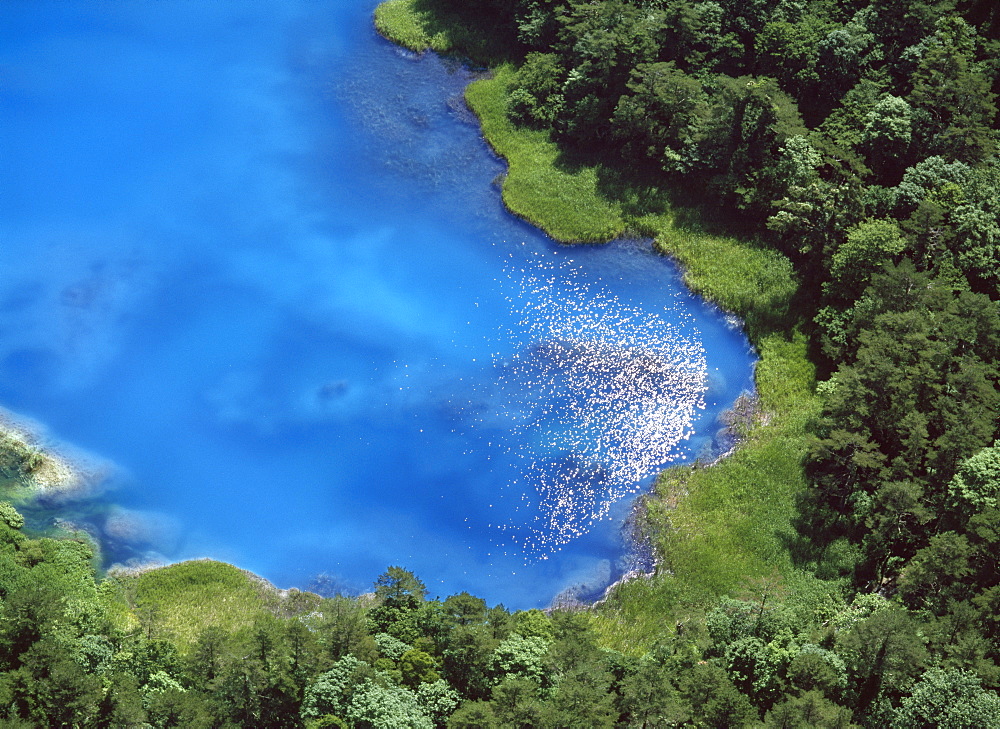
{"left": 1, "top": 5, "right": 807, "bottom": 623}
{"left": 370, "top": 0, "right": 818, "bottom": 647}
{"left": 372, "top": 8, "right": 770, "bottom": 612}
{"left": 0, "top": 407, "right": 111, "bottom": 501}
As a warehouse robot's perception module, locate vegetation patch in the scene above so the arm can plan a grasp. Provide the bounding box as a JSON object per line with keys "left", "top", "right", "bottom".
{"left": 373, "top": 0, "right": 520, "bottom": 65}
{"left": 117, "top": 559, "right": 305, "bottom": 650}
{"left": 595, "top": 333, "right": 822, "bottom": 650}
{"left": 466, "top": 67, "right": 628, "bottom": 242}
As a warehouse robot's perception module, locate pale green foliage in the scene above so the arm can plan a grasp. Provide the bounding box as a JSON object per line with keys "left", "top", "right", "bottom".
{"left": 766, "top": 136, "right": 845, "bottom": 257}
{"left": 788, "top": 644, "right": 848, "bottom": 694}
{"left": 345, "top": 681, "right": 433, "bottom": 729}
{"left": 724, "top": 636, "right": 781, "bottom": 704}
{"left": 511, "top": 609, "right": 554, "bottom": 640}
{"left": 374, "top": 632, "right": 413, "bottom": 661}
{"left": 71, "top": 634, "right": 115, "bottom": 675}
{"left": 302, "top": 655, "right": 370, "bottom": 721}
{"left": 952, "top": 204, "right": 1000, "bottom": 292}
{"left": 893, "top": 668, "right": 1000, "bottom": 728}
{"left": 893, "top": 156, "right": 970, "bottom": 212}
{"left": 830, "top": 592, "right": 891, "bottom": 632}
{"left": 0, "top": 501, "right": 25, "bottom": 530}
{"left": 828, "top": 219, "right": 906, "bottom": 297}
{"left": 488, "top": 633, "right": 550, "bottom": 684}
{"left": 778, "top": 136, "right": 823, "bottom": 189}
{"left": 509, "top": 53, "right": 565, "bottom": 126}
{"left": 863, "top": 95, "right": 912, "bottom": 147}
{"left": 706, "top": 597, "right": 759, "bottom": 648}
{"left": 863, "top": 93, "right": 913, "bottom": 175}
{"left": 947, "top": 441, "right": 1000, "bottom": 514}
{"left": 145, "top": 670, "right": 186, "bottom": 696}
{"left": 415, "top": 679, "right": 460, "bottom": 724}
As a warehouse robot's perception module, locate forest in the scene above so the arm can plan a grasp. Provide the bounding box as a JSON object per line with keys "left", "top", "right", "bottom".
{"left": 3, "top": 0, "right": 1000, "bottom": 726}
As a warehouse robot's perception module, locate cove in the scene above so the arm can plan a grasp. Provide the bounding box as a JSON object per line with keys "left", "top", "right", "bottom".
{"left": 0, "top": 0, "right": 755, "bottom": 608}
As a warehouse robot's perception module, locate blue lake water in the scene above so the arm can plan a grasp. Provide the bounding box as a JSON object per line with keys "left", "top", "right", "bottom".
{"left": 0, "top": 0, "right": 755, "bottom": 607}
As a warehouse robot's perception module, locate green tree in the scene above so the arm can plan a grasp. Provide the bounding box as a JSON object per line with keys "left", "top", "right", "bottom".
{"left": 838, "top": 606, "right": 927, "bottom": 717}
{"left": 787, "top": 645, "right": 848, "bottom": 698}
{"left": 510, "top": 609, "right": 553, "bottom": 640}
{"left": 908, "top": 17, "right": 997, "bottom": 164}
{"left": 301, "top": 655, "right": 373, "bottom": 723}
{"left": 948, "top": 443, "right": 1000, "bottom": 518}
{"left": 346, "top": 680, "right": 433, "bottom": 729}
{"left": 897, "top": 531, "right": 974, "bottom": 613}
{"left": 374, "top": 567, "right": 427, "bottom": 609}
{"left": 443, "top": 592, "right": 488, "bottom": 628}
{"left": 399, "top": 648, "right": 440, "bottom": 688}
{"left": 826, "top": 219, "right": 907, "bottom": 301}
{"left": 488, "top": 634, "right": 549, "bottom": 685}
{"left": 447, "top": 699, "right": 498, "bottom": 729}
{"left": 612, "top": 62, "right": 709, "bottom": 175}
{"left": 553, "top": 0, "right": 664, "bottom": 141}
{"left": 441, "top": 626, "right": 496, "bottom": 700}
{"left": 893, "top": 155, "right": 969, "bottom": 213}
{"left": 318, "top": 595, "right": 376, "bottom": 661}
{"left": 862, "top": 95, "right": 912, "bottom": 182}
{"left": 509, "top": 52, "right": 566, "bottom": 126}
{"left": 724, "top": 636, "right": 781, "bottom": 709}
{"left": 816, "top": 12, "right": 881, "bottom": 106}
{"left": 892, "top": 667, "right": 1000, "bottom": 728}
{"left": 1, "top": 637, "right": 103, "bottom": 727}
{"left": 754, "top": 19, "right": 823, "bottom": 99}
{"left": 547, "top": 667, "right": 617, "bottom": 728}
{"left": 679, "top": 662, "right": 757, "bottom": 727}
{"left": 764, "top": 690, "right": 856, "bottom": 728}
{"left": 619, "top": 658, "right": 684, "bottom": 728}
{"left": 415, "top": 679, "right": 460, "bottom": 726}
{"left": 490, "top": 677, "right": 548, "bottom": 728}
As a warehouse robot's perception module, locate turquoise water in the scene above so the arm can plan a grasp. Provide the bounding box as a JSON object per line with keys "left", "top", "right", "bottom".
{"left": 0, "top": 0, "right": 755, "bottom": 607}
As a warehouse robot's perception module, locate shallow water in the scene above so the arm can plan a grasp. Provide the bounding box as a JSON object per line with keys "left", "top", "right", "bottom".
{"left": 0, "top": 0, "right": 755, "bottom": 607}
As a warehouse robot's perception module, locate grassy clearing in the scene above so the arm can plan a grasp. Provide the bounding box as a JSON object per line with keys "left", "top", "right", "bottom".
{"left": 385, "top": 1, "right": 825, "bottom": 652}
{"left": 116, "top": 560, "right": 292, "bottom": 650}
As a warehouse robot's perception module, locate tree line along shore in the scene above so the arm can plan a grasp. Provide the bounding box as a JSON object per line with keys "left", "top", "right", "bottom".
{"left": 3, "top": 0, "right": 1000, "bottom": 725}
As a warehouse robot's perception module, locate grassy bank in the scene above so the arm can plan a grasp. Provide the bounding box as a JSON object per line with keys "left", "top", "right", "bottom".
{"left": 115, "top": 559, "right": 321, "bottom": 651}
{"left": 373, "top": 0, "right": 520, "bottom": 65}
{"left": 376, "top": 0, "right": 825, "bottom": 650}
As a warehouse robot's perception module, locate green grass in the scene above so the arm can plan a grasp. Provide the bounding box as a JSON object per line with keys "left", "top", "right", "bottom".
{"left": 593, "top": 333, "right": 821, "bottom": 650}
{"left": 466, "top": 69, "right": 801, "bottom": 331}
{"left": 466, "top": 67, "right": 628, "bottom": 242}
{"left": 117, "top": 559, "right": 316, "bottom": 650}
{"left": 374, "top": 0, "right": 521, "bottom": 65}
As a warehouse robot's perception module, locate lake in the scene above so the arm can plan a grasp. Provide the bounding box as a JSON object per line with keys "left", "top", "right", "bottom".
{"left": 0, "top": 0, "right": 755, "bottom": 608}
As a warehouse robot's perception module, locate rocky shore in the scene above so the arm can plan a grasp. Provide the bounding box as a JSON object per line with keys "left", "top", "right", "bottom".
{"left": 0, "top": 407, "right": 111, "bottom": 500}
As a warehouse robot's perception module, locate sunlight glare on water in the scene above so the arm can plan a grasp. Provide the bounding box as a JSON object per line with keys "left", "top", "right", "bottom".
{"left": 0, "top": 0, "right": 755, "bottom": 607}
